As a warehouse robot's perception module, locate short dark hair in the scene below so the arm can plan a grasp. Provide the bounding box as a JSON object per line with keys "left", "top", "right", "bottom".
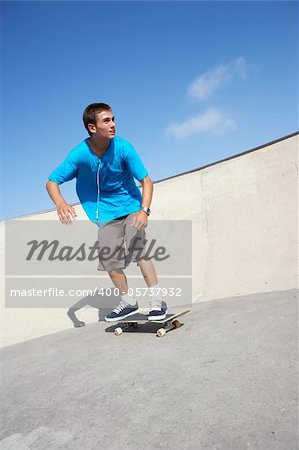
{"left": 83, "top": 103, "right": 112, "bottom": 136}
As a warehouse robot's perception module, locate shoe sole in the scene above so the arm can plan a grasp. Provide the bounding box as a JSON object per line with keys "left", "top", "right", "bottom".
{"left": 105, "top": 309, "right": 139, "bottom": 323}
{"left": 147, "top": 311, "right": 168, "bottom": 321}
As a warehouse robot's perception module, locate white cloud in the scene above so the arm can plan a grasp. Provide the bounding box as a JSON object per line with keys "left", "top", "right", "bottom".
{"left": 166, "top": 107, "right": 236, "bottom": 139}
{"left": 187, "top": 57, "right": 247, "bottom": 101}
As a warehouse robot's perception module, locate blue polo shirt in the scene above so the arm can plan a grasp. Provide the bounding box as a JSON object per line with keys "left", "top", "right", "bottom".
{"left": 48, "top": 136, "right": 148, "bottom": 224}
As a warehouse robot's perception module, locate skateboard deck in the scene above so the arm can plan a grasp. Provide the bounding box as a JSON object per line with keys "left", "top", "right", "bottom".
{"left": 111, "top": 309, "right": 190, "bottom": 337}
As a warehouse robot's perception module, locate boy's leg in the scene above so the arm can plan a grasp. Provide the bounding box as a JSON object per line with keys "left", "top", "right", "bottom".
{"left": 108, "top": 268, "right": 129, "bottom": 295}
{"left": 137, "top": 259, "right": 158, "bottom": 287}
{"left": 123, "top": 213, "right": 168, "bottom": 320}
{"left": 97, "top": 218, "right": 138, "bottom": 322}
{"left": 137, "top": 259, "right": 168, "bottom": 320}
{"left": 105, "top": 268, "right": 138, "bottom": 322}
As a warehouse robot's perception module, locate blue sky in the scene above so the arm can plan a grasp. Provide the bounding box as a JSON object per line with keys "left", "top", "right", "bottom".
{"left": 1, "top": 1, "right": 298, "bottom": 220}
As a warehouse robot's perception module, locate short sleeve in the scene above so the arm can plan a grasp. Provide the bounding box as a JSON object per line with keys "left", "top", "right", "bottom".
{"left": 123, "top": 142, "right": 148, "bottom": 182}
{"left": 48, "top": 149, "right": 78, "bottom": 185}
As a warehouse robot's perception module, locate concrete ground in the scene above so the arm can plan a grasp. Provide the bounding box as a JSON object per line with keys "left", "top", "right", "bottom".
{"left": 0, "top": 289, "right": 298, "bottom": 450}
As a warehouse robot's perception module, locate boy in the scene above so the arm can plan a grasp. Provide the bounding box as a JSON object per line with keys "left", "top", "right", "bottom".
{"left": 46, "top": 102, "right": 167, "bottom": 321}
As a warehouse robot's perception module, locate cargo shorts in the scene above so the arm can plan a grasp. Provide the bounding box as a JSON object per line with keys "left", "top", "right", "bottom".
{"left": 97, "top": 212, "right": 147, "bottom": 271}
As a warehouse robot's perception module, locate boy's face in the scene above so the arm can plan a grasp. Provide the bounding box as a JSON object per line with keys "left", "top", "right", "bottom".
{"left": 89, "top": 109, "right": 116, "bottom": 139}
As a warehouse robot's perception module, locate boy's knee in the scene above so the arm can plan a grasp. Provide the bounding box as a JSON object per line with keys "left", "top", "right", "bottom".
{"left": 108, "top": 268, "right": 124, "bottom": 277}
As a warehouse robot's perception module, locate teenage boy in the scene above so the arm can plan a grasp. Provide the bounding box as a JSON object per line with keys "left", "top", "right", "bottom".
{"left": 46, "top": 103, "right": 167, "bottom": 321}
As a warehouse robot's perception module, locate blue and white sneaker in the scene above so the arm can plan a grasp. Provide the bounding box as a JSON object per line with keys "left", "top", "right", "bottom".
{"left": 105, "top": 300, "right": 139, "bottom": 322}
{"left": 148, "top": 300, "right": 168, "bottom": 321}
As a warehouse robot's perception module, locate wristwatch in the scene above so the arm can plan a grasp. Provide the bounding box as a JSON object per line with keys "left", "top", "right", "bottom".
{"left": 141, "top": 206, "right": 151, "bottom": 216}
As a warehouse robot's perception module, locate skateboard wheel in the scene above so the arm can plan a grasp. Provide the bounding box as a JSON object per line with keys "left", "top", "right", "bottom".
{"left": 157, "top": 328, "right": 166, "bottom": 338}
{"left": 114, "top": 327, "right": 123, "bottom": 336}
{"left": 172, "top": 320, "right": 181, "bottom": 329}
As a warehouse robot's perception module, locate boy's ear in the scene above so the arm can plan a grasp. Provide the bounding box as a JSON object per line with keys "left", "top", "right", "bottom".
{"left": 88, "top": 123, "right": 96, "bottom": 134}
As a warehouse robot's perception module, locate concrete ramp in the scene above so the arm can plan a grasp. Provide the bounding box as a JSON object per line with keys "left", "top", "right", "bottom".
{"left": 0, "top": 289, "right": 297, "bottom": 449}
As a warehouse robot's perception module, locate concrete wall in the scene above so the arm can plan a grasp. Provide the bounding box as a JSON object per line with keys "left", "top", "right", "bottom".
{"left": 1, "top": 133, "right": 298, "bottom": 347}
{"left": 151, "top": 133, "right": 298, "bottom": 301}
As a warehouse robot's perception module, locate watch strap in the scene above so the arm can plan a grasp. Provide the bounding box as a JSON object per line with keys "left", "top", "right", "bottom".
{"left": 141, "top": 206, "right": 151, "bottom": 216}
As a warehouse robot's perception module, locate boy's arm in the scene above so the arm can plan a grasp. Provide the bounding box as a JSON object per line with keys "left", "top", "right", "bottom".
{"left": 140, "top": 175, "right": 153, "bottom": 210}
{"left": 46, "top": 180, "right": 77, "bottom": 224}
{"left": 133, "top": 176, "right": 153, "bottom": 230}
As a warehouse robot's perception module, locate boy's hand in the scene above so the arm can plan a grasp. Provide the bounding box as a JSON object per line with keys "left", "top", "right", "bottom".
{"left": 56, "top": 202, "right": 77, "bottom": 224}
{"left": 132, "top": 211, "right": 148, "bottom": 230}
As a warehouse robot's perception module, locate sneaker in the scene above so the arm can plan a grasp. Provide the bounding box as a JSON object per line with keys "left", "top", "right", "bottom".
{"left": 105, "top": 300, "right": 139, "bottom": 322}
{"left": 148, "top": 300, "right": 168, "bottom": 321}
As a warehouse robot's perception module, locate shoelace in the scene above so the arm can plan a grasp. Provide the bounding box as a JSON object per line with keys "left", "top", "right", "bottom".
{"left": 113, "top": 299, "right": 131, "bottom": 314}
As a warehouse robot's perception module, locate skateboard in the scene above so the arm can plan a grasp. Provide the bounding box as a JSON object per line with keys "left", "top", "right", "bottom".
{"left": 112, "top": 309, "right": 190, "bottom": 337}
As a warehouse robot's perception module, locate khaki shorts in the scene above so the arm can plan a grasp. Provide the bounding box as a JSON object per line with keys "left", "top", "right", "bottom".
{"left": 97, "top": 212, "right": 147, "bottom": 271}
